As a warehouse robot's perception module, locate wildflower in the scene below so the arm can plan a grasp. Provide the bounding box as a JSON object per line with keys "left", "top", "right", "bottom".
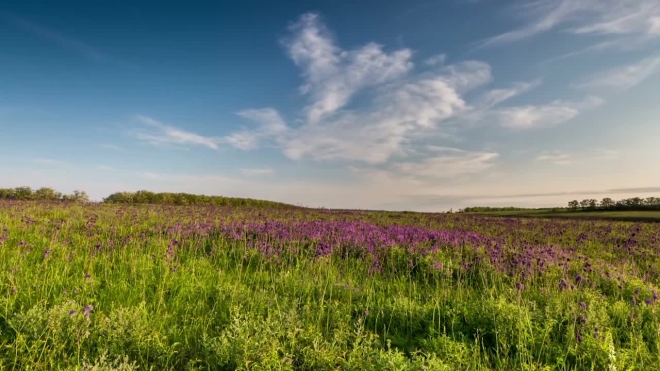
{"left": 575, "top": 275, "right": 583, "bottom": 284}
{"left": 579, "top": 302, "right": 587, "bottom": 310}
{"left": 645, "top": 298, "right": 652, "bottom": 306}
{"left": 83, "top": 304, "right": 94, "bottom": 318}
{"left": 578, "top": 315, "right": 587, "bottom": 324}
{"left": 516, "top": 282, "right": 525, "bottom": 291}
{"left": 84, "top": 273, "right": 91, "bottom": 279}
{"left": 433, "top": 262, "right": 443, "bottom": 271}
{"left": 69, "top": 310, "right": 75, "bottom": 316}
{"left": 577, "top": 333, "right": 583, "bottom": 342}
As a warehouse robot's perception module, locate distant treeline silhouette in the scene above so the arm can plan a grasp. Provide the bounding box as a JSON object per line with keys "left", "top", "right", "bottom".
{"left": 0, "top": 187, "right": 293, "bottom": 208}
{"left": 462, "top": 196, "right": 660, "bottom": 213}
{"left": 566, "top": 197, "right": 660, "bottom": 211}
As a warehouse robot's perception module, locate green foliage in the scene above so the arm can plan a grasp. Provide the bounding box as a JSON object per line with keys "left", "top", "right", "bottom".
{"left": 0, "top": 186, "right": 88, "bottom": 203}
{"left": 102, "top": 190, "right": 294, "bottom": 208}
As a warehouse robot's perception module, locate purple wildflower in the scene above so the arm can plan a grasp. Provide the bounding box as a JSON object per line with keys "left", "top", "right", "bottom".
{"left": 83, "top": 304, "right": 94, "bottom": 318}
{"left": 579, "top": 302, "right": 587, "bottom": 310}
{"left": 69, "top": 310, "right": 75, "bottom": 316}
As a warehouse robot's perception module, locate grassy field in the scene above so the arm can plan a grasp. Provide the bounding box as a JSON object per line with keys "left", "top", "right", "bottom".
{"left": 468, "top": 209, "right": 660, "bottom": 221}
{"left": 2, "top": 201, "right": 660, "bottom": 370}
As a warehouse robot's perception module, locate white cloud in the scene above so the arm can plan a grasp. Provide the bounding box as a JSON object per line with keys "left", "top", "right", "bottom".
{"left": 224, "top": 108, "right": 289, "bottom": 150}
{"left": 478, "top": 0, "right": 660, "bottom": 48}
{"left": 284, "top": 13, "right": 413, "bottom": 124}
{"left": 240, "top": 168, "right": 274, "bottom": 176}
{"left": 535, "top": 151, "right": 573, "bottom": 165}
{"left": 424, "top": 54, "right": 447, "bottom": 66}
{"left": 574, "top": 55, "right": 660, "bottom": 90}
{"left": 225, "top": 13, "right": 601, "bottom": 165}
{"left": 132, "top": 115, "right": 221, "bottom": 150}
{"left": 391, "top": 150, "right": 499, "bottom": 178}
{"left": 232, "top": 21, "right": 494, "bottom": 164}
{"left": 475, "top": 79, "right": 542, "bottom": 109}
{"left": 493, "top": 96, "right": 603, "bottom": 129}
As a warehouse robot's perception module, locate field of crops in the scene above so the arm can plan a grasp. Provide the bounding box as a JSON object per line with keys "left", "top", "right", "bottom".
{"left": 2, "top": 201, "right": 660, "bottom": 370}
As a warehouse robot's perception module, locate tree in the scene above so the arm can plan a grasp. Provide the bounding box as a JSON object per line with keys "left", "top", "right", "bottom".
{"left": 579, "top": 199, "right": 590, "bottom": 210}
{"left": 568, "top": 200, "right": 579, "bottom": 211}
{"left": 34, "top": 187, "right": 61, "bottom": 201}
{"left": 13, "top": 187, "right": 33, "bottom": 200}
{"left": 600, "top": 198, "right": 614, "bottom": 209}
{"left": 67, "top": 190, "right": 89, "bottom": 203}
{"left": 588, "top": 199, "right": 598, "bottom": 209}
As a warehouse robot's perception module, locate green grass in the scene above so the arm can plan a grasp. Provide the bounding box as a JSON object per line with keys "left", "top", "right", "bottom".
{"left": 3, "top": 201, "right": 660, "bottom": 370}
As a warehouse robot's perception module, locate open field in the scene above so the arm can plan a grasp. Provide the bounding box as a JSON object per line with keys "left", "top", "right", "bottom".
{"left": 467, "top": 209, "right": 660, "bottom": 221}
{"left": 2, "top": 201, "right": 660, "bottom": 370}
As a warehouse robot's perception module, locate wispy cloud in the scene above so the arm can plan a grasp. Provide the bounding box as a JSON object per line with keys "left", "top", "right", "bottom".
{"left": 535, "top": 151, "right": 573, "bottom": 165}
{"left": 223, "top": 13, "right": 503, "bottom": 164}
{"left": 391, "top": 149, "right": 499, "bottom": 178}
{"left": 477, "top": 0, "right": 660, "bottom": 49}
{"left": 223, "top": 13, "right": 601, "bottom": 166}
{"left": 224, "top": 109, "right": 289, "bottom": 150}
{"left": 0, "top": 11, "right": 134, "bottom": 68}
{"left": 424, "top": 54, "right": 447, "bottom": 66}
{"left": 492, "top": 96, "right": 603, "bottom": 129}
{"left": 283, "top": 13, "right": 413, "bottom": 124}
{"left": 574, "top": 55, "right": 660, "bottom": 90}
{"left": 474, "top": 79, "right": 542, "bottom": 110}
{"left": 132, "top": 116, "right": 221, "bottom": 150}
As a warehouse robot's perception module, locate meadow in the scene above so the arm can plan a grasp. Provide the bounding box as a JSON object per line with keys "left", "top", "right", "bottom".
{"left": 2, "top": 200, "right": 660, "bottom": 370}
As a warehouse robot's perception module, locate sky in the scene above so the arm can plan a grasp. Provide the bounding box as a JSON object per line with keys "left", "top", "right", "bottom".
{"left": 1, "top": 0, "right": 660, "bottom": 211}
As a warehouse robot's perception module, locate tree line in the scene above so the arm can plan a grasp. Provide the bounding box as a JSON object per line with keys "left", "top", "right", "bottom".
{"left": 103, "top": 190, "right": 293, "bottom": 207}
{"left": 0, "top": 187, "right": 89, "bottom": 202}
{"left": 0, "top": 186, "right": 294, "bottom": 208}
{"left": 567, "top": 197, "right": 660, "bottom": 211}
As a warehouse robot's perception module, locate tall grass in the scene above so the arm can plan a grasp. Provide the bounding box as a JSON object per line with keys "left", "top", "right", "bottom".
{"left": 1, "top": 201, "right": 659, "bottom": 370}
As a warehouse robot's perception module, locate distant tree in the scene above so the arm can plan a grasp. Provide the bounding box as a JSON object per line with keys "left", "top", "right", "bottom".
{"left": 568, "top": 200, "right": 579, "bottom": 211}
{"left": 66, "top": 190, "right": 89, "bottom": 203}
{"left": 588, "top": 199, "right": 598, "bottom": 209}
{"left": 579, "top": 199, "right": 590, "bottom": 210}
{"left": 0, "top": 188, "right": 15, "bottom": 199}
{"left": 13, "top": 187, "right": 33, "bottom": 200}
{"left": 34, "top": 187, "right": 62, "bottom": 201}
{"left": 644, "top": 197, "right": 660, "bottom": 207}
{"left": 600, "top": 198, "right": 614, "bottom": 209}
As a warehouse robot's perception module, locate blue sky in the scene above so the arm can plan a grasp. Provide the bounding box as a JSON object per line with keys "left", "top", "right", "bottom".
{"left": 1, "top": 0, "right": 660, "bottom": 211}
